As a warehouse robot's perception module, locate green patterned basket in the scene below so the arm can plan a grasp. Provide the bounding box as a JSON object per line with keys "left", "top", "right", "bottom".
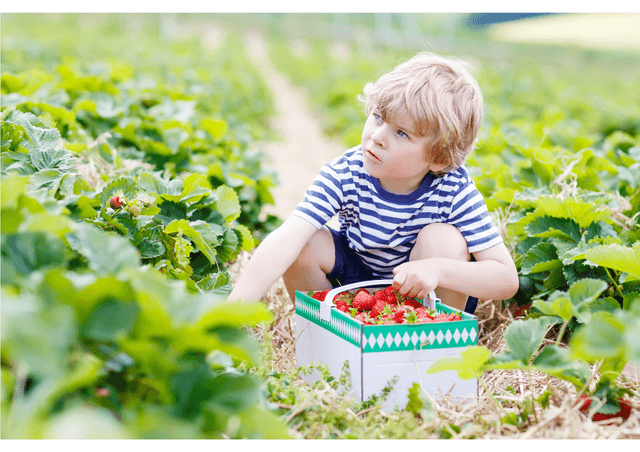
{"left": 295, "top": 281, "right": 477, "bottom": 353}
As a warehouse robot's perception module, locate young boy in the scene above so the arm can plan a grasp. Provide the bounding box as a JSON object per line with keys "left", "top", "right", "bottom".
{"left": 228, "top": 52, "right": 518, "bottom": 313}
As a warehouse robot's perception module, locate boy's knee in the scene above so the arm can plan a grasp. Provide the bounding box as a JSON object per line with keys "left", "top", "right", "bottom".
{"left": 290, "top": 226, "right": 335, "bottom": 273}
{"left": 410, "top": 223, "right": 470, "bottom": 262}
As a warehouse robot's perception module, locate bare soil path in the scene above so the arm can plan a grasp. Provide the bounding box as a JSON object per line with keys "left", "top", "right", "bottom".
{"left": 241, "top": 31, "right": 345, "bottom": 227}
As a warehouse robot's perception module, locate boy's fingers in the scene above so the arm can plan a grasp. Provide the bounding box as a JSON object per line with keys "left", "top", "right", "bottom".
{"left": 392, "top": 272, "right": 406, "bottom": 291}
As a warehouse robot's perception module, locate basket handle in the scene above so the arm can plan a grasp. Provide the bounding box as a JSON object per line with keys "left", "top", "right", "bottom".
{"left": 320, "top": 280, "right": 438, "bottom": 321}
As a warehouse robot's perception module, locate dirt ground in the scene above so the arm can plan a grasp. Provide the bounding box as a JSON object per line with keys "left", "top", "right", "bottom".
{"left": 242, "top": 31, "right": 345, "bottom": 227}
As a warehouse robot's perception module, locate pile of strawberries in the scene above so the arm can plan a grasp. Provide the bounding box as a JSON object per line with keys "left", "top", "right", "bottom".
{"left": 310, "top": 285, "right": 462, "bottom": 325}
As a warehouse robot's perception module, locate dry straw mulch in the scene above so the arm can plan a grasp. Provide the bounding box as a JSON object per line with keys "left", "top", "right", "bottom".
{"left": 229, "top": 250, "right": 640, "bottom": 439}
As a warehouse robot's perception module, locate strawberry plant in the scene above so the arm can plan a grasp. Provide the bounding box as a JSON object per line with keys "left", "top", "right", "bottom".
{"left": 2, "top": 16, "right": 281, "bottom": 239}
{"left": 1, "top": 169, "right": 288, "bottom": 438}
{"left": 1, "top": 14, "right": 290, "bottom": 439}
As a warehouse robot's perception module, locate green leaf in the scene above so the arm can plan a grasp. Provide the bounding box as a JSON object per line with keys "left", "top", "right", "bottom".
{"left": 585, "top": 243, "right": 640, "bottom": 281}
{"left": 170, "top": 359, "right": 257, "bottom": 421}
{"left": 201, "top": 117, "right": 229, "bottom": 140}
{"left": 215, "top": 185, "right": 241, "bottom": 224}
{"left": 218, "top": 228, "right": 240, "bottom": 263}
{"left": 165, "top": 219, "right": 218, "bottom": 264}
{"left": 195, "top": 300, "right": 272, "bottom": 331}
{"left": 1, "top": 290, "right": 77, "bottom": 379}
{"left": 66, "top": 222, "right": 141, "bottom": 276}
{"left": 232, "top": 405, "right": 291, "bottom": 439}
{"left": 406, "top": 383, "right": 437, "bottom": 421}
{"left": 234, "top": 223, "right": 255, "bottom": 252}
{"left": 568, "top": 278, "right": 609, "bottom": 306}
{"left": 623, "top": 292, "right": 640, "bottom": 312}
{"left": 1, "top": 232, "right": 69, "bottom": 278}
{"left": 532, "top": 345, "right": 591, "bottom": 388}
{"left": 5, "top": 110, "right": 61, "bottom": 152}
{"left": 99, "top": 176, "right": 137, "bottom": 208}
{"left": 29, "top": 147, "right": 77, "bottom": 172}
{"left": 155, "top": 200, "right": 188, "bottom": 225}
{"left": 532, "top": 195, "right": 611, "bottom": 228}
{"left": 526, "top": 215, "right": 581, "bottom": 243}
{"left": 496, "top": 317, "right": 560, "bottom": 365}
{"left": 571, "top": 312, "right": 626, "bottom": 362}
{"left": 80, "top": 299, "right": 140, "bottom": 342}
{"left": 427, "top": 346, "right": 492, "bottom": 380}
{"left": 575, "top": 297, "right": 622, "bottom": 323}
{"left": 521, "top": 242, "right": 562, "bottom": 275}
{"left": 532, "top": 293, "right": 572, "bottom": 323}
{"left": 562, "top": 236, "right": 622, "bottom": 265}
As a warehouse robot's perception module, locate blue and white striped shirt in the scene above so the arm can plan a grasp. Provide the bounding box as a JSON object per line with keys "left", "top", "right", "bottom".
{"left": 292, "top": 146, "right": 503, "bottom": 279}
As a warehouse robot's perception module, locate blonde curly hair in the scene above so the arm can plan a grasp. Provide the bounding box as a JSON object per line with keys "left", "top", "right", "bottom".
{"left": 361, "top": 52, "right": 483, "bottom": 174}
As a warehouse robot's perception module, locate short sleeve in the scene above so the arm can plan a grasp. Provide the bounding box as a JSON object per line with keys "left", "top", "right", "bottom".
{"left": 446, "top": 180, "right": 503, "bottom": 253}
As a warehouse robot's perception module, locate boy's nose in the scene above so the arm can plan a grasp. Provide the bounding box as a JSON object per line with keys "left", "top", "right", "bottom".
{"left": 371, "top": 126, "right": 387, "bottom": 148}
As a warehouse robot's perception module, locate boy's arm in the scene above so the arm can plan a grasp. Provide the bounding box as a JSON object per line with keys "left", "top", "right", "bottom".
{"left": 392, "top": 242, "right": 519, "bottom": 302}
{"left": 227, "top": 215, "right": 320, "bottom": 303}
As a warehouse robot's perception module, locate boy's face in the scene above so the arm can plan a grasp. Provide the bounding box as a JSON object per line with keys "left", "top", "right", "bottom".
{"left": 361, "top": 110, "right": 446, "bottom": 194}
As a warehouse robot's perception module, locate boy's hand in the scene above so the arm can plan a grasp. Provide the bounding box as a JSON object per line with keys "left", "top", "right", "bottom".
{"left": 392, "top": 260, "right": 440, "bottom": 300}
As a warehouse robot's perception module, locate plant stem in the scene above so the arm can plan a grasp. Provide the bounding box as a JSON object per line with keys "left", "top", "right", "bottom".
{"left": 604, "top": 267, "right": 625, "bottom": 303}
{"left": 555, "top": 321, "right": 568, "bottom": 345}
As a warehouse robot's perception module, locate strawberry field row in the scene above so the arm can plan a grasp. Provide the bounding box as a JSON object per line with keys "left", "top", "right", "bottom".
{"left": 1, "top": 15, "right": 287, "bottom": 439}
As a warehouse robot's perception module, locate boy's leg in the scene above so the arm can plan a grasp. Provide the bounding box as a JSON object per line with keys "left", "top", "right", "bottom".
{"left": 282, "top": 226, "right": 336, "bottom": 302}
{"left": 410, "top": 223, "right": 471, "bottom": 311}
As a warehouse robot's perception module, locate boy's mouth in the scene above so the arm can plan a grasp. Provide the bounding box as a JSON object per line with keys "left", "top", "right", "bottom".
{"left": 365, "top": 149, "right": 382, "bottom": 163}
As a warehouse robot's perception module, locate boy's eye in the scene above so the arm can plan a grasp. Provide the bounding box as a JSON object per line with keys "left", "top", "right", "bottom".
{"left": 397, "top": 130, "right": 408, "bottom": 138}
{"left": 373, "top": 113, "right": 382, "bottom": 122}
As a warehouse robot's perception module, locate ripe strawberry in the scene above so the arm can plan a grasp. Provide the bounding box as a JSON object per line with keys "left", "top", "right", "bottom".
{"left": 335, "top": 292, "right": 354, "bottom": 304}
{"left": 355, "top": 312, "right": 373, "bottom": 325}
{"left": 353, "top": 291, "right": 376, "bottom": 310}
{"left": 415, "top": 307, "right": 433, "bottom": 321}
{"left": 109, "top": 195, "right": 124, "bottom": 209}
{"left": 404, "top": 299, "right": 424, "bottom": 310}
{"left": 335, "top": 300, "right": 349, "bottom": 313}
{"left": 432, "top": 313, "right": 451, "bottom": 323}
{"left": 373, "top": 290, "right": 386, "bottom": 300}
{"left": 370, "top": 299, "right": 387, "bottom": 317}
{"left": 312, "top": 289, "right": 330, "bottom": 301}
{"left": 393, "top": 307, "right": 407, "bottom": 323}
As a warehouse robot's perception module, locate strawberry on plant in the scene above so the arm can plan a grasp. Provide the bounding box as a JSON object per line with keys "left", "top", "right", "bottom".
{"left": 127, "top": 204, "right": 142, "bottom": 218}
{"left": 110, "top": 195, "right": 124, "bottom": 210}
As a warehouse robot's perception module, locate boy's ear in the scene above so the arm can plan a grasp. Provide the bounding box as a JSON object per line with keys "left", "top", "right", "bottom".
{"left": 427, "top": 162, "right": 447, "bottom": 173}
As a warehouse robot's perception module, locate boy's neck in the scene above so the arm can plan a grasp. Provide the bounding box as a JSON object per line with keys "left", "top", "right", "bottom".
{"left": 377, "top": 174, "right": 427, "bottom": 195}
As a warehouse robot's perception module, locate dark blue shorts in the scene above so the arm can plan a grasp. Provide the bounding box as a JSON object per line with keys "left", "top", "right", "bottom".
{"left": 325, "top": 227, "right": 479, "bottom": 315}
